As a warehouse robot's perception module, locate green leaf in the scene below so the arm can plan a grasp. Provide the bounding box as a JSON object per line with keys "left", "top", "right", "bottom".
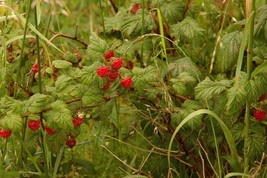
{"left": 45, "top": 101, "right": 73, "bottom": 130}
{"left": 0, "top": 96, "right": 24, "bottom": 115}
{"left": 159, "top": 1, "right": 184, "bottom": 24}
{"left": 171, "top": 17, "right": 205, "bottom": 43}
{"left": 253, "top": 46, "right": 267, "bottom": 59}
{"left": 226, "top": 85, "right": 246, "bottom": 113}
{"left": 172, "top": 81, "right": 187, "bottom": 96}
{"left": 251, "top": 60, "right": 267, "bottom": 77}
{"left": 169, "top": 57, "right": 201, "bottom": 80}
{"left": 87, "top": 33, "right": 109, "bottom": 60}
{"left": 82, "top": 87, "right": 104, "bottom": 106}
{"left": 79, "top": 62, "right": 103, "bottom": 86}
{"left": 176, "top": 72, "right": 196, "bottom": 83}
{"left": 52, "top": 60, "right": 72, "bottom": 69}
{"left": 132, "top": 66, "right": 158, "bottom": 91}
{"left": 247, "top": 134, "right": 265, "bottom": 159}
{"left": 55, "top": 75, "right": 72, "bottom": 90}
{"left": 104, "top": 10, "right": 125, "bottom": 33}
{"left": 244, "top": 79, "right": 261, "bottom": 104}
{"left": 25, "top": 93, "right": 52, "bottom": 113}
{"left": 195, "top": 78, "right": 231, "bottom": 101}
{"left": 121, "top": 11, "right": 156, "bottom": 37}
{"left": 215, "top": 31, "right": 242, "bottom": 72}
{"left": 254, "top": 5, "right": 267, "bottom": 40}
{"left": 0, "top": 113, "right": 23, "bottom": 132}
{"left": 63, "top": 51, "right": 79, "bottom": 63}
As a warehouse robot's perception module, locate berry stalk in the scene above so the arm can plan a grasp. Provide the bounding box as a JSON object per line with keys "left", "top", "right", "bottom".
{"left": 244, "top": 0, "right": 255, "bottom": 173}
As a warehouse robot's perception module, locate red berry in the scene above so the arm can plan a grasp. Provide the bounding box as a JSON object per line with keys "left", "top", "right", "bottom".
{"left": 108, "top": 71, "right": 119, "bottom": 79}
{"left": 45, "top": 126, "right": 57, "bottom": 135}
{"left": 103, "top": 50, "right": 114, "bottom": 59}
{"left": 97, "top": 67, "right": 110, "bottom": 77}
{"left": 0, "top": 128, "right": 12, "bottom": 138}
{"left": 120, "top": 77, "right": 133, "bottom": 88}
{"left": 32, "top": 64, "right": 38, "bottom": 73}
{"left": 28, "top": 120, "right": 41, "bottom": 131}
{"left": 102, "top": 79, "right": 111, "bottom": 90}
{"left": 72, "top": 117, "right": 84, "bottom": 127}
{"left": 253, "top": 110, "right": 266, "bottom": 121}
{"left": 111, "top": 58, "right": 123, "bottom": 70}
{"left": 126, "top": 61, "right": 134, "bottom": 70}
{"left": 132, "top": 4, "right": 140, "bottom": 14}
{"left": 257, "top": 94, "right": 266, "bottom": 102}
{"left": 66, "top": 139, "right": 76, "bottom": 148}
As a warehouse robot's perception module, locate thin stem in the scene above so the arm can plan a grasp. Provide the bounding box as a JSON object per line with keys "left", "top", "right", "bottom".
{"left": 210, "top": 119, "right": 222, "bottom": 177}
{"left": 244, "top": 0, "right": 255, "bottom": 174}
{"left": 209, "top": 0, "right": 229, "bottom": 73}
{"left": 52, "top": 146, "right": 65, "bottom": 178}
{"left": 156, "top": 5, "right": 168, "bottom": 69}
{"left": 99, "top": 0, "right": 106, "bottom": 39}
{"left": 16, "top": 0, "right": 33, "bottom": 83}
{"left": 34, "top": 7, "right": 42, "bottom": 94}
{"left": 140, "top": 0, "right": 145, "bottom": 67}
{"left": 34, "top": 3, "right": 50, "bottom": 176}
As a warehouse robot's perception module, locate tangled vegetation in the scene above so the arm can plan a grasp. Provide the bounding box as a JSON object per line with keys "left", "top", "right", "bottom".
{"left": 0, "top": 0, "right": 266, "bottom": 177}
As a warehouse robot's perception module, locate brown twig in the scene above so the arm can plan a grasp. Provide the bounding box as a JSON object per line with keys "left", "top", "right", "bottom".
{"left": 182, "top": 0, "right": 194, "bottom": 19}
{"left": 109, "top": 0, "right": 118, "bottom": 13}
{"left": 49, "top": 33, "right": 88, "bottom": 48}
{"left": 198, "top": 139, "right": 219, "bottom": 178}
{"left": 173, "top": 93, "right": 191, "bottom": 101}
{"left": 65, "top": 98, "right": 82, "bottom": 104}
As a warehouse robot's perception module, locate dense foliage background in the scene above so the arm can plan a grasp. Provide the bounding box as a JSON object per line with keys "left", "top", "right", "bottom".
{"left": 0, "top": 0, "right": 266, "bottom": 177}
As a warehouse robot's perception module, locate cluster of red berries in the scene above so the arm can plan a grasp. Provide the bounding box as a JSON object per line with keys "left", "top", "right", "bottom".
{"left": 97, "top": 50, "right": 133, "bottom": 90}
{"left": 253, "top": 94, "right": 266, "bottom": 121}
{"left": 66, "top": 117, "right": 84, "bottom": 147}
{"left": 27, "top": 117, "right": 84, "bottom": 147}
{"left": 0, "top": 128, "right": 12, "bottom": 138}
{"left": 32, "top": 63, "right": 39, "bottom": 73}
{"left": 132, "top": 4, "right": 140, "bottom": 14}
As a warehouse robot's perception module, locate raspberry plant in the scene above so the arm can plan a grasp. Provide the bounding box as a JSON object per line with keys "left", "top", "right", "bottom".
{"left": 0, "top": 0, "right": 267, "bottom": 177}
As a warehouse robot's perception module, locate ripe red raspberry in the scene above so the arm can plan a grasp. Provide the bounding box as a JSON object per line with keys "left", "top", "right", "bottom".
{"left": 257, "top": 94, "right": 266, "bottom": 102}
{"left": 66, "top": 139, "right": 76, "bottom": 148}
{"left": 103, "top": 50, "right": 114, "bottom": 59}
{"left": 0, "top": 128, "right": 12, "bottom": 138}
{"left": 132, "top": 4, "right": 140, "bottom": 14}
{"left": 108, "top": 71, "right": 119, "bottom": 79}
{"left": 72, "top": 117, "right": 84, "bottom": 127}
{"left": 253, "top": 110, "right": 266, "bottom": 121}
{"left": 28, "top": 120, "right": 41, "bottom": 131}
{"left": 97, "top": 67, "right": 110, "bottom": 77}
{"left": 111, "top": 58, "right": 123, "bottom": 70}
{"left": 120, "top": 77, "right": 133, "bottom": 88}
{"left": 102, "top": 79, "right": 111, "bottom": 90}
{"left": 45, "top": 126, "right": 57, "bottom": 135}
{"left": 32, "top": 63, "right": 38, "bottom": 73}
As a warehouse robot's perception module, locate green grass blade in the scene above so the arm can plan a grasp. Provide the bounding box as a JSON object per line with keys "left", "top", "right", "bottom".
{"left": 223, "top": 172, "right": 250, "bottom": 178}
{"left": 5, "top": 35, "right": 35, "bottom": 45}
{"left": 0, "top": 14, "right": 17, "bottom": 22}
{"left": 3, "top": 6, "right": 63, "bottom": 53}
{"left": 167, "top": 109, "right": 241, "bottom": 172}
{"left": 235, "top": 12, "right": 254, "bottom": 80}
{"left": 52, "top": 146, "right": 65, "bottom": 178}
